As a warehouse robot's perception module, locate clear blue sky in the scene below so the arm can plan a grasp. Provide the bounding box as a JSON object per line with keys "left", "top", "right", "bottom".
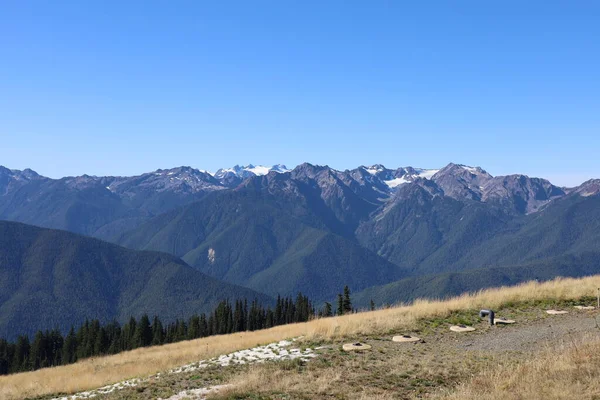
{"left": 1, "top": 1, "right": 599, "bottom": 186}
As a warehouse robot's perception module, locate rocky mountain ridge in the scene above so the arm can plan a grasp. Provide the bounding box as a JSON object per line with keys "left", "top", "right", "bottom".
{"left": 0, "top": 162, "right": 593, "bottom": 240}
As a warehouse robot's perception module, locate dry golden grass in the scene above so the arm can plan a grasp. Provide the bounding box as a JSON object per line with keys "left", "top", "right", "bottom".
{"left": 2, "top": 275, "right": 600, "bottom": 400}
{"left": 440, "top": 335, "right": 600, "bottom": 399}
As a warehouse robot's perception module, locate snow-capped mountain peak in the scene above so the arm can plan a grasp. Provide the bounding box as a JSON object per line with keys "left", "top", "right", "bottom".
{"left": 363, "top": 164, "right": 386, "bottom": 175}
{"left": 213, "top": 164, "right": 290, "bottom": 179}
{"left": 358, "top": 165, "right": 440, "bottom": 188}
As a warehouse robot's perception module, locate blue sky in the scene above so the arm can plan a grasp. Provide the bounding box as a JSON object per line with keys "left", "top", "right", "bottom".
{"left": 1, "top": 1, "right": 599, "bottom": 186}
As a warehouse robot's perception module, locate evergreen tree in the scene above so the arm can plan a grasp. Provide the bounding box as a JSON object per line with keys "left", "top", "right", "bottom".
{"left": 62, "top": 327, "right": 77, "bottom": 364}
{"left": 151, "top": 316, "right": 164, "bottom": 345}
{"left": 93, "top": 323, "right": 107, "bottom": 355}
{"left": 337, "top": 293, "right": 344, "bottom": 315}
{"left": 176, "top": 319, "right": 187, "bottom": 341}
{"left": 323, "top": 302, "right": 333, "bottom": 317}
{"left": 275, "top": 295, "right": 282, "bottom": 326}
{"left": 29, "top": 331, "right": 47, "bottom": 370}
{"left": 48, "top": 329, "right": 64, "bottom": 366}
{"left": 11, "top": 335, "right": 30, "bottom": 372}
{"left": 106, "top": 321, "right": 122, "bottom": 354}
{"left": 234, "top": 300, "right": 244, "bottom": 332}
{"left": 134, "top": 314, "right": 152, "bottom": 348}
{"left": 87, "top": 320, "right": 101, "bottom": 356}
{"left": 76, "top": 320, "right": 90, "bottom": 359}
{"left": 343, "top": 286, "right": 352, "bottom": 314}
{"left": 370, "top": 299, "right": 375, "bottom": 311}
{"left": 199, "top": 314, "right": 208, "bottom": 338}
{"left": 0, "top": 339, "right": 9, "bottom": 375}
{"left": 188, "top": 315, "right": 200, "bottom": 340}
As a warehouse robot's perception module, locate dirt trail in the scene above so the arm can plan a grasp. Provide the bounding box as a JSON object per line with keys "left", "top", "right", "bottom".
{"left": 455, "top": 310, "right": 600, "bottom": 352}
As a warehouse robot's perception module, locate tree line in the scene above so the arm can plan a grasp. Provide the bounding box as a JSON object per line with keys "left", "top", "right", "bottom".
{"left": 0, "top": 288, "right": 359, "bottom": 376}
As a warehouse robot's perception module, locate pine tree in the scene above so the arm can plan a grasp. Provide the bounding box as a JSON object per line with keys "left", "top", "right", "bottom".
{"left": 93, "top": 322, "right": 107, "bottom": 355}
{"left": 337, "top": 293, "right": 344, "bottom": 315}
{"left": 323, "top": 302, "right": 333, "bottom": 317}
{"left": 106, "top": 320, "right": 122, "bottom": 354}
{"left": 188, "top": 315, "right": 200, "bottom": 340}
{"left": 76, "top": 320, "right": 89, "bottom": 359}
{"left": 343, "top": 286, "right": 352, "bottom": 313}
{"left": 48, "top": 329, "right": 64, "bottom": 366}
{"left": 151, "top": 316, "right": 164, "bottom": 345}
{"left": 11, "top": 335, "right": 30, "bottom": 372}
{"left": 134, "top": 314, "right": 152, "bottom": 348}
{"left": 243, "top": 299, "right": 249, "bottom": 330}
{"left": 234, "top": 300, "right": 244, "bottom": 332}
{"left": 370, "top": 299, "right": 375, "bottom": 311}
{"left": 176, "top": 319, "right": 187, "bottom": 341}
{"left": 199, "top": 314, "right": 208, "bottom": 338}
{"left": 62, "top": 327, "right": 77, "bottom": 364}
{"left": 87, "top": 320, "right": 101, "bottom": 356}
{"left": 275, "top": 295, "right": 282, "bottom": 326}
{"left": 123, "top": 317, "right": 137, "bottom": 350}
{"left": 0, "top": 339, "right": 9, "bottom": 375}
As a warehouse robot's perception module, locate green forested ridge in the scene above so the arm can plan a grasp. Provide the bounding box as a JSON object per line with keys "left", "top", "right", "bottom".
{"left": 352, "top": 252, "right": 600, "bottom": 307}
{"left": 118, "top": 190, "right": 408, "bottom": 301}
{"left": 357, "top": 191, "right": 600, "bottom": 277}
{"left": 118, "top": 187, "right": 600, "bottom": 304}
{"left": 0, "top": 221, "right": 272, "bottom": 340}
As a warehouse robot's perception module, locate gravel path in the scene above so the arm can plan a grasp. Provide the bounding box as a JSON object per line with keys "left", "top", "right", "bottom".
{"left": 456, "top": 311, "right": 600, "bottom": 352}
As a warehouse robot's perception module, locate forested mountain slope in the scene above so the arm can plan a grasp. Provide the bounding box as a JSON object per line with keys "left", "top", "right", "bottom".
{"left": 0, "top": 221, "right": 271, "bottom": 340}
{"left": 118, "top": 190, "right": 407, "bottom": 301}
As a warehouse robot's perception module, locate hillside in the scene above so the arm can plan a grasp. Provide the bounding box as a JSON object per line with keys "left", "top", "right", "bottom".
{"left": 2, "top": 275, "right": 600, "bottom": 400}
{"left": 352, "top": 252, "right": 600, "bottom": 307}
{"left": 0, "top": 221, "right": 272, "bottom": 340}
{"left": 117, "top": 190, "right": 407, "bottom": 301}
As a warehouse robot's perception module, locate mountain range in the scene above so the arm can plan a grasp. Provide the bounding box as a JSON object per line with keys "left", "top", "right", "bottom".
{"left": 2, "top": 161, "right": 600, "bottom": 338}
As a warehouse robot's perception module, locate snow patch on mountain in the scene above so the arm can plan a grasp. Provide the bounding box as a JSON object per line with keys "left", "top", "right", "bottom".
{"left": 214, "top": 164, "right": 290, "bottom": 179}
{"left": 384, "top": 177, "right": 410, "bottom": 188}
{"left": 416, "top": 169, "right": 439, "bottom": 179}
{"left": 380, "top": 168, "right": 440, "bottom": 188}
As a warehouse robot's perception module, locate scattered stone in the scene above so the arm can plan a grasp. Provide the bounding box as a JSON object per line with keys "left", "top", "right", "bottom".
{"left": 342, "top": 342, "right": 372, "bottom": 351}
{"left": 392, "top": 335, "right": 421, "bottom": 343}
{"left": 450, "top": 325, "right": 476, "bottom": 332}
{"left": 574, "top": 305, "right": 595, "bottom": 310}
{"left": 546, "top": 310, "right": 569, "bottom": 315}
{"left": 159, "top": 385, "right": 230, "bottom": 400}
{"left": 170, "top": 338, "right": 316, "bottom": 374}
{"left": 51, "top": 337, "right": 315, "bottom": 400}
{"left": 494, "top": 318, "right": 516, "bottom": 325}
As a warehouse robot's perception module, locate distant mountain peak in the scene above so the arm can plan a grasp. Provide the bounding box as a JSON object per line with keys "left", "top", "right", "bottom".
{"left": 362, "top": 164, "right": 386, "bottom": 175}
{"left": 214, "top": 164, "right": 290, "bottom": 180}
{"left": 356, "top": 165, "right": 440, "bottom": 189}
{"left": 574, "top": 179, "right": 600, "bottom": 197}
{"left": 438, "top": 163, "right": 490, "bottom": 176}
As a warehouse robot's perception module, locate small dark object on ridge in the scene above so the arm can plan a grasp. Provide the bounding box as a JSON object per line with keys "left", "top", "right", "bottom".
{"left": 479, "top": 309, "right": 495, "bottom": 325}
